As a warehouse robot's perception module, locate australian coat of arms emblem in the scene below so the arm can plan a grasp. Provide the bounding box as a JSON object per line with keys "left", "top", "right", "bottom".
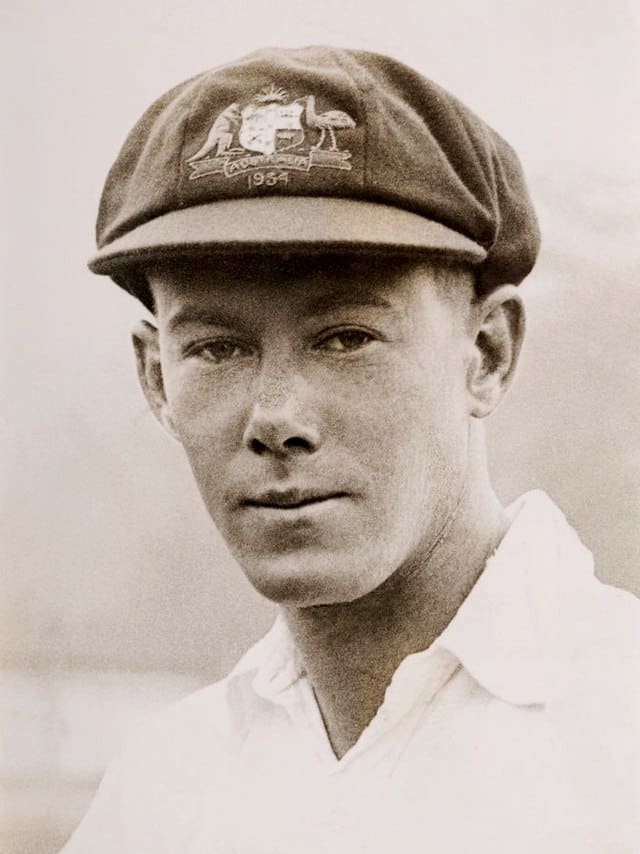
{"left": 187, "top": 85, "right": 356, "bottom": 182}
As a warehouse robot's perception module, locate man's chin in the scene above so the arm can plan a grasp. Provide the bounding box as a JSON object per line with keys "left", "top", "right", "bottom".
{"left": 234, "top": 550, "right": 373, "bottom": 608}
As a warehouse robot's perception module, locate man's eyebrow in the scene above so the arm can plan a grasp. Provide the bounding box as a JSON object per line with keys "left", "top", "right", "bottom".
{"left": 306, "top": 292, "right": 394, "bottom": 315}
{"left": 166, "top": 307, "right": 243, "bottom": 333}
{"left": 166, "top": 294, "right": 395, "bottom": 331}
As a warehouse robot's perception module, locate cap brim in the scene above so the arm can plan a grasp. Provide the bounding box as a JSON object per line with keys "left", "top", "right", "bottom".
{"left": 88, "top": 197, "right": 487, "bottom": 274}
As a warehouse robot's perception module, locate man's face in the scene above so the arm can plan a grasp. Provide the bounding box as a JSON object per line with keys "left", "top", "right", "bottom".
{"left": 145, "top": 256, "right": 477, "bottom": 606}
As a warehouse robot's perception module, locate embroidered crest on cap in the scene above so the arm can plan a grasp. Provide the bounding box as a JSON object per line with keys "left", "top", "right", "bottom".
{"left": 187, "top": 85, "right": 356, "bottom": 182}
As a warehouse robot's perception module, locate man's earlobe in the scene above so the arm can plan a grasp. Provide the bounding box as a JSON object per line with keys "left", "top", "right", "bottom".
{"left": 131, "top": 320, "right": 178, "bottom": 439}
{"left": 467, "top": 285, "right": 525, "bottom": 418}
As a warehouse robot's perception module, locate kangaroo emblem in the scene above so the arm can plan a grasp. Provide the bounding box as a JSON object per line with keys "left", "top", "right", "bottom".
{"left": 187, "top": 103, "right": 242, "bottom": 161}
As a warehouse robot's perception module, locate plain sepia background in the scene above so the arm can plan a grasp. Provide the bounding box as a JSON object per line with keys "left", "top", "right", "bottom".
{"left": 2, "top": 1, "right": 639, "bottom": 851}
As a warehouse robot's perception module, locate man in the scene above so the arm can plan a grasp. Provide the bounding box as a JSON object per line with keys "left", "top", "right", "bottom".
{"left": 63, "top": 46, "right": 639, "bottom": 852}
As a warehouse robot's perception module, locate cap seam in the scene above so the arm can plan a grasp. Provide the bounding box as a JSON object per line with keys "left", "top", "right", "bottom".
{"left": 327, "top": 47, "right": 369, "bottom": 190}
{"left": 176, "top": 74, "right": 210, "bottom": 208}
{"left": 455, "top": 111, "right": 501, "bottom": 253}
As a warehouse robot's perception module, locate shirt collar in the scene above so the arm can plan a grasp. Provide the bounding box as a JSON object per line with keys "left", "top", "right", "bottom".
{"left": 228, "top": 609, "right": 303, "bottom": 701}
{"left": 229, "top": 490, "right": 596, "bottom": 708}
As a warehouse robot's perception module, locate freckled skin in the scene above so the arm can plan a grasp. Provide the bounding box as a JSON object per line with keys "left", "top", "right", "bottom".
{"left": 141, "top": 256, "right": 478, "bottom": 607}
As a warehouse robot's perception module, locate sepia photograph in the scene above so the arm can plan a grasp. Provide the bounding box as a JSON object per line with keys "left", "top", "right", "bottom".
{"left": 3, "top": 1, "right": 639, "bottom": 852}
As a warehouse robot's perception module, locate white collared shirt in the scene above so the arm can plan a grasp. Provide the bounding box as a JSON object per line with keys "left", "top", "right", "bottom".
{"left": 62, "top": 492, "right": 640, "bottom": 853}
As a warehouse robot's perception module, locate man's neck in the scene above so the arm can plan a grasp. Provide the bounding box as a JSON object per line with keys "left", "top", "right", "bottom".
{"left": 281, "top": 481, "right": 509, "bottom": 759}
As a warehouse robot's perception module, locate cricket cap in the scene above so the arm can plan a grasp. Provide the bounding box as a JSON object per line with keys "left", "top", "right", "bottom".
{"left": 89, "top": 46, "right": 540, "bottom": 304}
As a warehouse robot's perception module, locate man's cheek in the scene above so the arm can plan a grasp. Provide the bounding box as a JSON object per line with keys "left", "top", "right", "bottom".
{"left": 165, "top": 401, "right": 235, "bottom": 511}
{"left": 166, "top": 384, "right": 233, "bottom": 443}
{"left": 182, "top": 443, "right": 230, "bottom": 525}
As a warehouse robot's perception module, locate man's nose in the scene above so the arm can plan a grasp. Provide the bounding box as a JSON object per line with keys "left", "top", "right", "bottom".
{"left": 242, "top": 377, "right": 321, "bottom": 457}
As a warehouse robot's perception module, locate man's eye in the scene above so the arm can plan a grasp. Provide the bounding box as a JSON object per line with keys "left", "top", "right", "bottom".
{"left": 318, "top": 330, "right": 375, "bottom": 352}
{"left": 191, "top": 341, "right": 247, "bottom": 363}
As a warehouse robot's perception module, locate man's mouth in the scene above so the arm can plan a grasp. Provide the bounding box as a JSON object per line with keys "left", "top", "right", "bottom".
{"left": 241, "top": 489, "right": 348, "bottom": 510}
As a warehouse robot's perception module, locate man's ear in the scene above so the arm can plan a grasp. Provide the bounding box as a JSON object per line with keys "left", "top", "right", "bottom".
{"left": 467, "top": 285, "right": 525, "bottom": 418}
{"left": 131, "top": 320, "right": 179, "bottom": 439}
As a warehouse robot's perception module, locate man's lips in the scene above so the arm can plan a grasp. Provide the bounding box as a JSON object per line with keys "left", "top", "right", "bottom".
{"left": 240, "top": 488, "right": 349, "bottom": 510}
